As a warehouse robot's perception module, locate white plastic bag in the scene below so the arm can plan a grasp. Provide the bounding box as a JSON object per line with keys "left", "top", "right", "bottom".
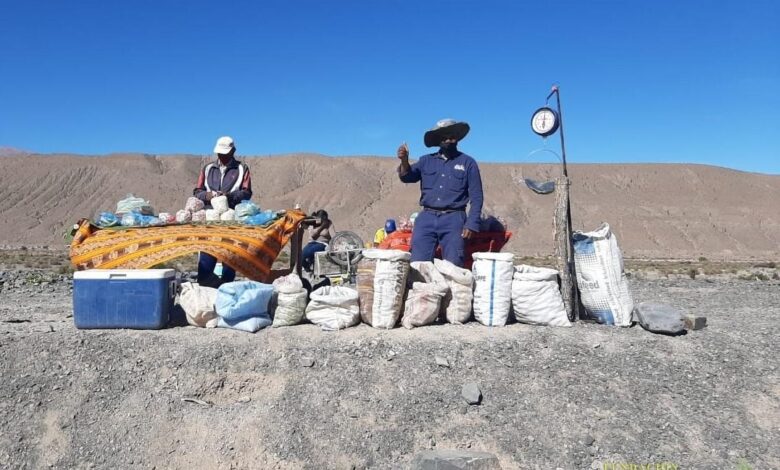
{"left": 272, "top": 273, "right": 305, "bottom": 294}
{"left": 434, "top": 258, "right": 474, "bottom": 324}
{"left": 210, "top": 195, "right": 229, "bottom": 214}
{"left": 220, "top": 209, "right": 235, "bottom": 221}
{"left": 511, "top": 265, "right": 571, "bottom": 327}
{"left": 178, "top": 282, "right": 218, "bottom": 327}
{"left": 472, "top": 252, "right": 514, "bottom": 327}
{"left": 573, "top": 223, "right": 634, "bottom": 326}
{"left": 116, "top": 194, "right": 154, "bottom": 215}
{"left": 305, "top": 285, "right": 360, "bottom": 331}
{"left": 401, "top": 282, "right": 446, "bottom": 329}
{"left": 357, "top": 249, "right": 410, "bottom": 329}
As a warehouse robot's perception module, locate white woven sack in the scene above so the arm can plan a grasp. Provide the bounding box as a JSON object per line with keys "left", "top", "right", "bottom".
{"left": 220, "top": 209, "right": 235, "bottom": 221}
{"left": 408, "top": 261, "right": 449, "bottom": 319}
{"left": 401, "top": 282, "right": 447, "bottom": 329}
{"left": 434, "top": 258, "right": 474, "bottom": 324}
{"left": 205, "top": 209, "right": 220, "bottom": 221}
{"left": 361, "top": 249, "right": 410, "bottom": 329}
{"left": 511, "top": 265, "right": 572, "bottom": 327}
{"left": 305, "top": 285, "right": 360, "bottom": 331}
{"left": 272, "top": 290, "right": 308, "bottom": 327}
{"left": 471, "top": 252, "right": 514, "bottom": 327}
{"left": 573, "top": 223, "right": 634, "bottom": 326}
{"left": 178, "top": 282, "right": 218, "bottom": 327}
{"left": 210, "top": 195, "right": 229, "bottom": 214}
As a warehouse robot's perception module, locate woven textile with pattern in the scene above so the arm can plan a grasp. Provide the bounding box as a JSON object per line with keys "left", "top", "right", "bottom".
{"left": 70, "top": 210, "right": 306, "bottom": 282}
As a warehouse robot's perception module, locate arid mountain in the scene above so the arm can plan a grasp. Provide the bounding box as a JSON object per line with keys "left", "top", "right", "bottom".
{"left": 1, "top": 153, "right": 778, "bottom": 259}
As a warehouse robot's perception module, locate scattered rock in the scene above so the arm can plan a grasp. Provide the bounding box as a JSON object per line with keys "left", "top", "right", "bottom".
{"left": 582, "top": 434, "right": 595, "bottom": 447}
{"left": 634, "top": 302, "right": 685, "bottom": 335}
{"left": 684, "top": 314, "right": 707, "bottom": 330}
{"left": 237, "top": 396, "right": 251, "bottom": 403}
{"left": 592, "top": 343, "right": 601, "bottom": 349}
{"left": 410, "top": 449, "right": 501, "bottom": 470}
{"left": 462, "top": 383, "right": 482, "bottom": 405}
{"left": 181, "top": 397, "right": 210, "bottom": 406}
{"left": 435, "top": 356, "right": 450, "bottom": 368}
{"left": 300, "top": 357, "right": 315, "bottom": 368}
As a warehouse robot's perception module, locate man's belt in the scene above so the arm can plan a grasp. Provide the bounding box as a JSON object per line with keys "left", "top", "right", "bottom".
{"left": 422, "top": 207, "right": 466, "bottom": 214}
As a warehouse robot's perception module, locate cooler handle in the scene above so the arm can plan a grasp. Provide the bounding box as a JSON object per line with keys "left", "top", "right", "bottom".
{"left": 109, "top": 273, "right": 127, "bottom": 279}
{"left": 169, "top": 280, "right": 178, "bottom": 298}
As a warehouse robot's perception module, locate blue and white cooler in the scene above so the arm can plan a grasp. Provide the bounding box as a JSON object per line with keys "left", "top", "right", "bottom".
{"left": 73, "top": 269, "right": 177, "bottom": 329}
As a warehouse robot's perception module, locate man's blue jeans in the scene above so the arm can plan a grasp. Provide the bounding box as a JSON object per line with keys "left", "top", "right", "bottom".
{"left": 410, "top": 210, "right": 466, "bottom": 267}
{"left": 302, "top": 241, "right": 327, "bottom": 272}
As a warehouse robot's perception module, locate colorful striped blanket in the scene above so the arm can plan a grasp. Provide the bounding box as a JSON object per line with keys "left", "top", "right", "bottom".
{"left": 70, "top": 210, "right": 307, "bottom": 282}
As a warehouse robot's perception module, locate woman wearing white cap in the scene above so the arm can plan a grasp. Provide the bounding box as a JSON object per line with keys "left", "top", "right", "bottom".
{"left": 193, "top": 136, "right": 253, "bottom": 286}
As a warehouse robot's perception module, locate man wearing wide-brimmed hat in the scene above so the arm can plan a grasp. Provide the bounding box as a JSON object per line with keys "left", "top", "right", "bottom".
{"left": 397, "top": 119, "right": 484, "bottom": 267}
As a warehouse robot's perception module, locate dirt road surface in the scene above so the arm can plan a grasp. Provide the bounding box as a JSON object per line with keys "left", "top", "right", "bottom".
{"left": 1, "top": 273, "right": 777, "bottom": 469}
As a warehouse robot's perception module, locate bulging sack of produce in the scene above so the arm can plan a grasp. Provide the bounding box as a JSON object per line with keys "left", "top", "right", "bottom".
{"left": 205, "top": 209, "right": 220, "bottom": 221}
{"left": 270, "top": 290, "right": 308, "bottom": 327}
{"left": 305, "top": 285, "right": 360, "bottom": 331}
{"left": 185, "top": 196, "right": 205, "bottom": 213}
{"left": 178, "top": 282, "right": 218, "bottom": 327}
{"left": 215, "top": 315, "right": 271, "bottom": 333}
{"left": 210, "top": 195, "right": 229, "bottom": 214}
{"left": 401, "top": 282, "right": 447, "bottom": 329}
{"left": 235, "top": 200, "right": 260, "bottom": 221}
{"left": 434, "top": 258, "right": 474, "bottom": 324}
{"left": 511, "top": 265, "right": 571, "bottom": 327}
{"left": 271, "top": 273, "right": 307, "bottom": 327}
{"left": 175, "top": 209, "right": 192, "bottom": 223}
{"left": 357, "top": 249, "right": 411, "bottom": 329}
{"left": 191, "top": 209, "right": 207, "bottom": 222}
{"left": 408, "top": 261, "right": 449, "bottom": 290}
{"left": 215, "top": 281, "right": 274, "bottom": 321}
{"left": 220, "top": 209, "right": 235, "bottom": 221}
{"left": 116, "top": 194, "right": 154, "bottom": 215}
{"left": 472, "top": 252, "right": 514, "bottom": 327}
{"left": 573, "top": 223, "right": 634, "bottom": 326}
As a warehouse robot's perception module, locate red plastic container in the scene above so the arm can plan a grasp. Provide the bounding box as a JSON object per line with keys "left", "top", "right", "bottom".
{"left": 377, "top": 230, "right": 512, "bottom": 269}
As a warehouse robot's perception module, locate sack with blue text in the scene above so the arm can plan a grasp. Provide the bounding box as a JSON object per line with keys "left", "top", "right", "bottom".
{"left": 573, "top": 223, "right": 634, "bottom": 326}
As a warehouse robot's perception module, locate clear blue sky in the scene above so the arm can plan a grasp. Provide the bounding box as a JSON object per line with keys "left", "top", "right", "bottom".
{"left": 1, "top": 0, "right": 778, "bottom": 174}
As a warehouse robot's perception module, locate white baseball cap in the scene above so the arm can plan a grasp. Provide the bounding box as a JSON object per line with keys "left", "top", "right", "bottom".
{"left": 213, "top": 136, "right": 235, "bottom": 154}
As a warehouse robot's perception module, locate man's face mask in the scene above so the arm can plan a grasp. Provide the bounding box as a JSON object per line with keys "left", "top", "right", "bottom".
{"left": 440, "top": 136, "right": 458, "bottom": 152}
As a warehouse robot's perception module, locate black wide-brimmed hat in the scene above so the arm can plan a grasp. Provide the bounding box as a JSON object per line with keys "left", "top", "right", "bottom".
{"left": 423, "top": 119, "right": 470, "bottom": 148}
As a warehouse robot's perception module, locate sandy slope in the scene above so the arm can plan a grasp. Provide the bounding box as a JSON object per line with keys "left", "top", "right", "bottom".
{"left": 0, "top": 153, "right": 778, "bottom": 259}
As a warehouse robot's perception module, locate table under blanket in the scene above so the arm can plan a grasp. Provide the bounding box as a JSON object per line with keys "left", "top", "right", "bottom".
{"left": 69, "top": 210, "right": 307, "bottom": 282}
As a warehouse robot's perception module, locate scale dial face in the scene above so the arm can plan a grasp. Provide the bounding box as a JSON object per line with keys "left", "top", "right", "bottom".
{"left": 531, "top": 107, "right": 559, "bottom": 137}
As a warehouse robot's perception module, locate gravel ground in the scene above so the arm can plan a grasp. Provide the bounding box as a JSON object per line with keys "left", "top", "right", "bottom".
{"left": 0, "top": 270, "right": 778, "bottom": 469}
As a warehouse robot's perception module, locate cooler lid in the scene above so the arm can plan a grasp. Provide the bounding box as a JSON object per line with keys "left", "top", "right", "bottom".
{"left": 74, "top": 269, "right": 176, "bottom": 280}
